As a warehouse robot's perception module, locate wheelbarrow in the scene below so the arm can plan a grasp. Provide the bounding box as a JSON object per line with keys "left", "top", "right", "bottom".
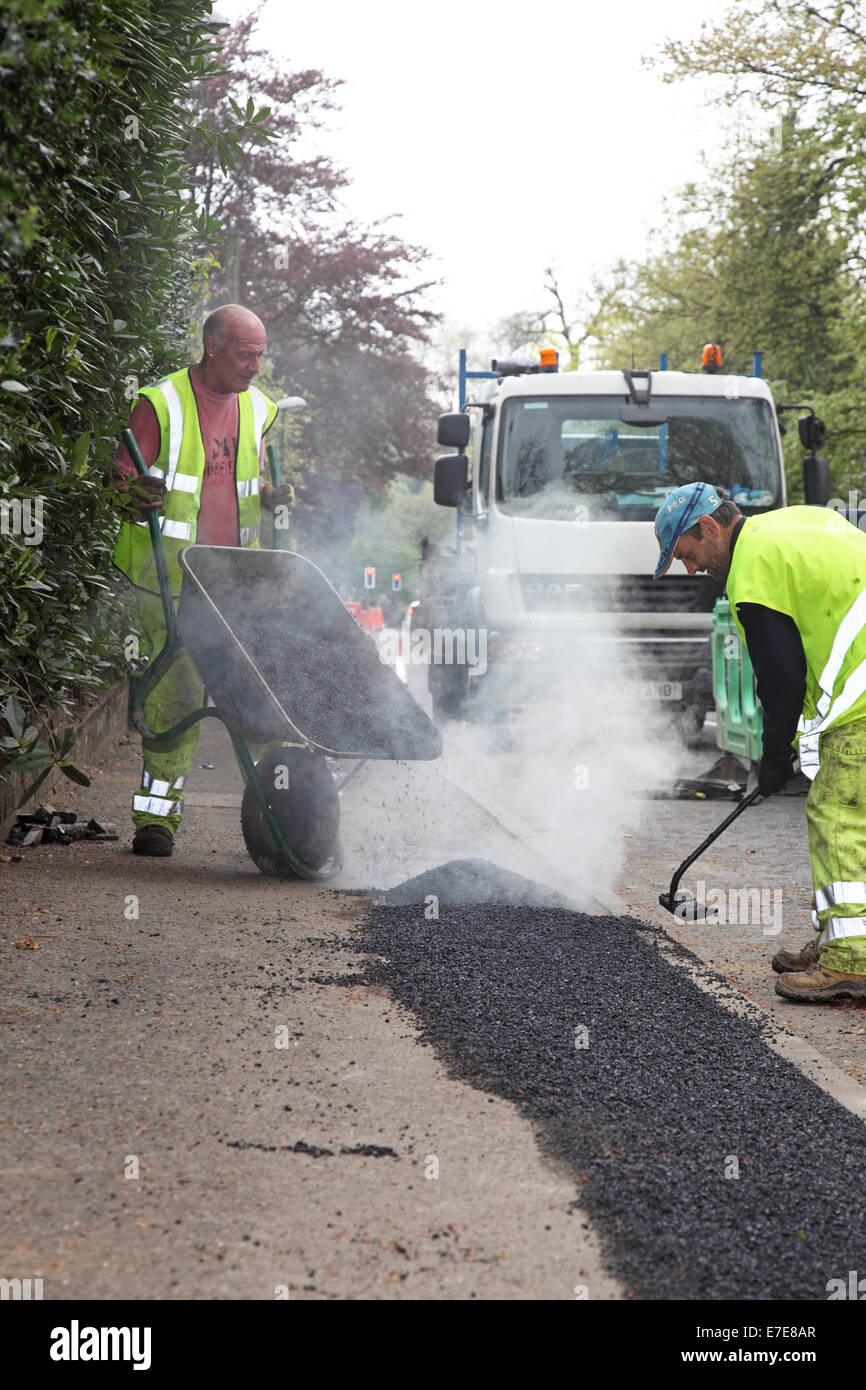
{"left": 122, "top": 428, "right": 442, "bottom": 880}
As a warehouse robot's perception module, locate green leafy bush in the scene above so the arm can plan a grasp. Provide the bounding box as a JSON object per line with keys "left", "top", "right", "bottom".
{"left": 0, "top": 0, "right": 233, "bottom": 768}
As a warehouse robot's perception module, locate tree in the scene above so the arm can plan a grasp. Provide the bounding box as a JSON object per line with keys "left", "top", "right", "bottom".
{"left": 650, "top": 0, "right": 866, "bottom": 278}
{"left": 634, "top": 0, "right": 866, "bottom": 498}
{"left": 185, "top": 11, "right": 441, "bottom": 549}
{"left": 585, "top": 120, "right": 866, "bottom": 499}
{"left": 535, "top": 268, "right": 622, "bottom": 370}
{"left": 655, "top": 1, "right": 866, "bottom": 112}
{"left": 588, "top": 122, "right": 857, "bottom": 387}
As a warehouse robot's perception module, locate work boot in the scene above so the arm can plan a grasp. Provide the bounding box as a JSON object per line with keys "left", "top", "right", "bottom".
{"left": 774, "top": 961, "right": 866, "bottom": 1002}
{"left": 132, "top": 825, "right": 174, "bottom": 857}
{"left": 771, "top": 939, "right": 819, "bottom": 974}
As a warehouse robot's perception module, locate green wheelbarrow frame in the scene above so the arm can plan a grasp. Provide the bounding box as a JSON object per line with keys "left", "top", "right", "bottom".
{"left": 123, "top": 427, "right": 342, "bottom": 882}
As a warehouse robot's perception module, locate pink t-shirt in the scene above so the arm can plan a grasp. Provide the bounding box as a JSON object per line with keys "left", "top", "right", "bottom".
{"left": 114, "top": 366, "right": 264, "bottom": 546}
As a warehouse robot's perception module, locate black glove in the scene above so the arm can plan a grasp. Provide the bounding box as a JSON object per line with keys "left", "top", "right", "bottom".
{"left": 757, "top": 752, "right": 796, "bottom": 797}
{"left": 111, "top": 467, "right": 164, "bottom": 517}
{"left": 261, "top": 482, "right": 295, "bottom": 513}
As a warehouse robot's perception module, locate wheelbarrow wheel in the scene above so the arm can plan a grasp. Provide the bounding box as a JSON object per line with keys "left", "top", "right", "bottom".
{"left": 241, "top": 747, "right": 341, "bottom": 878}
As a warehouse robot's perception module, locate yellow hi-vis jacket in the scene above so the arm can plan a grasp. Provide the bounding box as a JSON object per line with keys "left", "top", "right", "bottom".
{"left": 726, "top": 506, "right": 866, "bottom": 779}
{"left": 113, "top": 367, "right": 279, "bottom": 596}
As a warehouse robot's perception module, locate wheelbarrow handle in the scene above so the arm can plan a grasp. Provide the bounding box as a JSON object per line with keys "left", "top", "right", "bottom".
{"left": 665, "top": 785, "right": 762, "bottom": 902}
{"left": 122, "top": 427, "right": 177, "bottom": 644}
{"left": 121, "top": 427, "right": 186, "bottom": 743}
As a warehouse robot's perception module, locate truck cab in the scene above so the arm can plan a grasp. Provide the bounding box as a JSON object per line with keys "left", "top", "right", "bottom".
{"left": 431, "top": 353, "right": 792, "bottom": 732}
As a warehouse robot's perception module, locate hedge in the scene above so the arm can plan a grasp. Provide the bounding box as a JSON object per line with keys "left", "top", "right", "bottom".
{"left": 0, "top": 0, "right": 245, "bottom": 778}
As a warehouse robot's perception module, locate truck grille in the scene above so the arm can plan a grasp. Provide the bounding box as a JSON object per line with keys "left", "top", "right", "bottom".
{"left": 519, "top": 573, "right": 723, "bottom": 613}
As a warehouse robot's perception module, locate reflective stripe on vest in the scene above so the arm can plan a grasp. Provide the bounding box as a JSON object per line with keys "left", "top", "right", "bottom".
{"left": 133, "top": 515, "right": 193, "bottom": 541}
{"left": 169, "top": 472, "right": 200, "bottom": 494}
{"left": 160, "top": 377, "right": 184, "bottom": 492}
{"left": 799, "top": 638, "right": 866, "bottom": 777}
{"left": 726, "top": 508, "right": 866, "bottom": 781}
{"left": 249, "top": 384, "right": 271, "bottom": 452}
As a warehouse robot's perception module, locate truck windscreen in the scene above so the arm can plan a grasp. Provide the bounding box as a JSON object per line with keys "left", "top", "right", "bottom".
{"left": 497, "top": 395, "right": 780, "bottom": 520}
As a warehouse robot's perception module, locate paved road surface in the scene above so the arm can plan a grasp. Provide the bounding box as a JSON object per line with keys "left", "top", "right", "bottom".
{"left": 3, "top": 705, "right": 865, "bottom": 1301}
{"left": 0, "top": 722, "right": 618, "bottom": 1300}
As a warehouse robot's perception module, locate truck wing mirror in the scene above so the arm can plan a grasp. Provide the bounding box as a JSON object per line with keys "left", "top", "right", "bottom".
{"left": 777, "top": 404, "right": 826, "bottom": 454}
{"left": 803, "top": 455, "right": 831, "bottom": 507}
{"left": 798, "top": 415, "right": 826, "bottom": 451}
{"left": 434, "top": 454, "right": 468, "bottom": 507}
{"left": 437, "top": 412, "right": 471, "bottom": 448}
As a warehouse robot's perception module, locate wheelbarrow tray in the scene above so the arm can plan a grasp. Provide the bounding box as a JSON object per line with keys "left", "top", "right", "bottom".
{"left": 176, "top": 546, "right": 442, "bottom": 760}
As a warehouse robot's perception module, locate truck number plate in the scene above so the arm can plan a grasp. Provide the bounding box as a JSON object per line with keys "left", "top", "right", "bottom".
{"left": 639, "top": 681, "right": 682, "bottom": 700}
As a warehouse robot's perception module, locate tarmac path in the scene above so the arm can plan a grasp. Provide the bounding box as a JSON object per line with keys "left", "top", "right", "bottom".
{"left": 3, "top": 711, "right": 866, "bottom": 1302}
{"left": 0, "top": 721, "right": 618, "bottom": 1300}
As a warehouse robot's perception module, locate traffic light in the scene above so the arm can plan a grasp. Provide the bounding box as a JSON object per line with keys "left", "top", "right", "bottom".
{"left": 392, "top": 573, "right": 401, "bottom": 591}
{"left": 364, "top": 566, "right": 375, "bottom": 589}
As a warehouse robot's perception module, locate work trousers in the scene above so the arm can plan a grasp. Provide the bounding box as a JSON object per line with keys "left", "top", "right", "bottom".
{"left": 131, "top": 592, "right": 204, "bottom": 834}
{"left": 806, "top": 717, "right": 866, "bottom": 974}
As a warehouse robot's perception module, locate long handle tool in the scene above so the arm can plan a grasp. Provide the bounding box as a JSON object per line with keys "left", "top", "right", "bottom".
{"left": 266, "top": 442, "right": 287, "bottom": 552}
{"left": 659, "top": 786, "right": 762, "bottom": 920}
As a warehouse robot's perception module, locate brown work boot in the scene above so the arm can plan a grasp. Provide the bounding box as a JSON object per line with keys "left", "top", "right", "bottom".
{"left": 771, "top": 939, "right": 819, "bottom": 974}
{"left": 774, "top": 961, "right": 866, "bottom": 1002}
{"left": 132, "top": 825, "right": 174, "bottom": 857}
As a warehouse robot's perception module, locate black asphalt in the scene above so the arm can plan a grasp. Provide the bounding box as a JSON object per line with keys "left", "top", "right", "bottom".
{"left": 359, "top": 882, "right": 866, "bottom": 1300}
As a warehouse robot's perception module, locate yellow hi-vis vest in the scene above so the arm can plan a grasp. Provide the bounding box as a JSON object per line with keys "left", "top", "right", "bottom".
{"left": 112, "top": 367, "right": 279, "bottom": 596}
{"left": 726, "top": 506, "right": 866, "bottom": 779}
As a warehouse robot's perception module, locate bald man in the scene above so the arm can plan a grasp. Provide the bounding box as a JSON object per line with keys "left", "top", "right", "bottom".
{"left": 111, "top": 304, "right": 296, "bottom": 857}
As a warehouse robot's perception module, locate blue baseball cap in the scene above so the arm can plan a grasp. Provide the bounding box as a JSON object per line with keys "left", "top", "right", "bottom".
{"left": 653, "top": 482, "right": 723, "bottom": 579}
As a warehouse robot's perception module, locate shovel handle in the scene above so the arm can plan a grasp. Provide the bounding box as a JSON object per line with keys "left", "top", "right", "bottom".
{"left": 266, "top": 442, "right": 289, "bottom": 552}
{"left": 122, "top": 427, "right": 176, "bottom": 642}
{"left": 266, "top": 441, "right": 283, "bottom": 488}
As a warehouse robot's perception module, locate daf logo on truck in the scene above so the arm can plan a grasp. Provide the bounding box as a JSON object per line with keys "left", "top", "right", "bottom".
{"left": 425, "top": 344, "right": 829, "bottom": 735}
{"left": 523, "top": 581, "right": 583, "bottom": 597}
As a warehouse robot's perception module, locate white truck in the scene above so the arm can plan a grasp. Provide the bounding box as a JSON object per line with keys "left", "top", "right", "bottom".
{"left": 428, "top": 348, "right": 829, "bottom": 730}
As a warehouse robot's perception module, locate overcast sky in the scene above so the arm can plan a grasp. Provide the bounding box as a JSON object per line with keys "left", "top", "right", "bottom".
{"left": 216, "top": 0, "right": 745, "bottom": 347}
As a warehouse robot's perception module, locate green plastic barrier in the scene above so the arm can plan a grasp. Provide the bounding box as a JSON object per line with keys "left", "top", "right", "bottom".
{"left": 711, "top": 597, "right": 763, "bottom": 762}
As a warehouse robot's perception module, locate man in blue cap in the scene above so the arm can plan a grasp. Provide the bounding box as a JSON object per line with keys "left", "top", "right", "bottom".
{"left": 654, "top": 482, "right": 731, "bottom": 583}
{"left": 653, "top": 481, "right": 866, "bottom": 1003}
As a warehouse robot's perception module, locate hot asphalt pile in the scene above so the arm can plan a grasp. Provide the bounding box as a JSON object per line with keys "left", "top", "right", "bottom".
{"left": 243, "top": 619, "right": 429, "bottom": 757}
{"left": 377, "top": 858, "right": 577, "bottom": 909}
{"left": 359, "top": 888, "right": 866, "bottom": 1300}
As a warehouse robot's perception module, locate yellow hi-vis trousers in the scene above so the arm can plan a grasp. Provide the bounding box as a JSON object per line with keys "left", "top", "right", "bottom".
{"left": 131, "top": 592, "right": 204, "bottom": 834}
{"left": 806, "top": 717, "right": 866, "bottom": 974}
